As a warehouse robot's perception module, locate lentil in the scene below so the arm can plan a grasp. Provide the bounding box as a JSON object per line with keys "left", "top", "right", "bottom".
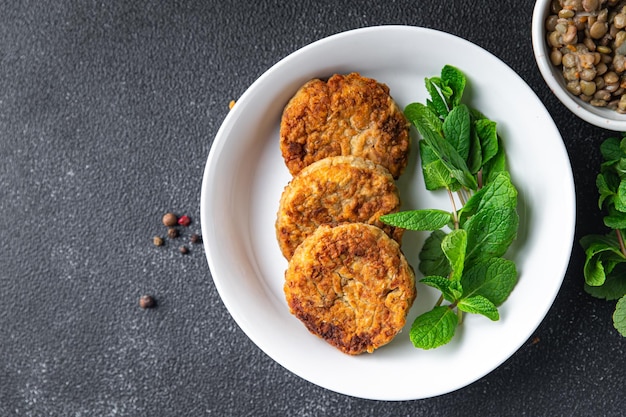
{"left": 139, "top": 295, "right": 156, "bottom": 309}
{"left": 162, "top": 212, "right": 178, "bottom": 227}
{"left": 545, "top": 0, "right": 626, "bottom": 113}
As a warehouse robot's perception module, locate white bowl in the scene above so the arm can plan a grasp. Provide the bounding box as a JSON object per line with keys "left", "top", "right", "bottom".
{"left": 532, "top": 0, "right": 626, "bottom": 130}
{"left": 200, "top": 26, "right": 575, "bottom": 400}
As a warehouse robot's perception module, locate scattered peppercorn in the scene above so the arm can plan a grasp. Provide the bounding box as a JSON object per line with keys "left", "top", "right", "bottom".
{"left": 162, "top": 212, "right": 178, "bottom": 227}
{"left": 167, "top": 227, "right": 179, "bottom": 238}
{"left": 139, "top": 295, "right": 156, "bottom": 309}
{"left": 229, "top": 100, "right": 236, "bottom": 109}
{"left": 179, "top": 245, "right": 189, "bottom": 254}
{"left": 153, "top": 236, "right": 164, "bottom": 246}
{"left": 190, "top": 233, "right": 202, "bottom": 244}
{"left": 178, "top": 215, "right": 191, "bottom": 227}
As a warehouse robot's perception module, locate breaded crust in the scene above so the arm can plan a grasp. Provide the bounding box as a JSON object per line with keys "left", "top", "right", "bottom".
{"left": 284, "top": 223, "right": 416, "bottom": 355}
{"left": 276, "top": 155, "right": 403, "bottom": 260}
{"left": 280, "top": 73, "right": 410, "bottom": 179}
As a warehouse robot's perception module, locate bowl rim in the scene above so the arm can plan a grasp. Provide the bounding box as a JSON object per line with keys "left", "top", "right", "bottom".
{"left": 531, "top": 0, "right": 626, "bottom": 130}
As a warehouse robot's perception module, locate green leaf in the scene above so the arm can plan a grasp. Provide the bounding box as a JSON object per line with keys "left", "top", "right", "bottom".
{"left": 460, "top": 257, "right": 518, "bottom": 306}
{"left": 406, "top": 102, "right": 477, "bottom": 190}
{"left": 596, "top": 173, "right": 615, "bottom": 209}
{"left": 441, "top": 229, "right": 467, "bottom": 281}
{"left": 585, "top": 256, "right": 607, "bottom": 287}
{"left": 475, "top": 119, "right": 499, "bottom": 165}
{"left": 410, "top": 306, "right": 458, "bottom": 350}
{"left": 481, "top": 143, "right": 507, "bottom": 186}
{"left": 581, "top": 233, "right": 626, "bottom": 286}
{"left": 379, "top": 209, "right": 451, "bottom": 231}
{"left": 585, "top": 263, "right": 626, "bottom": 299}
{"left": 616, "top": 179, "right": 626, "bottom": 212}
{"left": 476, "top": 172, "right": 518, "bottom": 212}
{"left": 405, "top": 102, "right": 443, "bottom": 136}
{"left": 419, "top": 230, "right": 451, "bottom": 277}
{"left": 604, "top": 213, "right": 626, "bottom": 229}
{"left": 443, "top": 104, "right": 471, "bottom": 160}
{"left": 464, "top": 207, "right": 519, "bottom": 265}
{"left": 600, "top": 136, "right": 624, "bottom": 161}
{"left": 457, "top": 295, "right": 500, "bottom": 321}
{"left": 467, "top": 127, "right": 483, "bottom": 174}
{"left": 425, "top": 77, "right": 449, "bottom": 118}
{"left": 420, "top": 276, "right": 462, "bottom": 302}
{"left": 419, "top": 141, "right": 460, "bottom": 191}
{"left": 613, "top": 295, "right": 626, "bottom": 337}
{"left": 441, "top": 65, "right": 466, "bottom": 108}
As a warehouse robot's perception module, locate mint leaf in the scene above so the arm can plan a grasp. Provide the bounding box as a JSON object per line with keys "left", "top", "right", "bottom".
{"left": 600, "top": 136, "right": 624, "bottom": 161}
{"left": 597, "top": 173, "right": 614, "bottom": 209}
{"left": 467, "top": 127, "right": 483, "bottom": 174}
{"left": 420, "top": 276, "right": 462, "bottom": 302}
{"left": 419, "top": 141, "right": 460, "bottom": 191}
{"left": 457, "top": 172, "right": 516, "bottom": 226}
{"left": 581, "top": 233, "right": 626, "bottom": 286}
{"left": 585, "top": 262, "right": 626, "bottom": 299}
{"left": 410, "top": 306, "right": 458, "bottom": 350}
{"left": 419, "top": 230, "right": 451, "bottom": 277}
{"left": 604, "top": 212, "right": 626, "bottom": 229}
{"left": 443, "top": 104, "right": 471, "bottom": 160}
{"left": 425, "top": 77, "right": 449, "bottom": 118}
{"left": 441, "top": 64, "right": 466, "bottom": 108}
{"left": 406, "top": 103, "right": 477, "bottom": 190}
{"left": 475, "top": 119, "right": 499, "bottom": 165}
{"left": 441, "top": 229, "right": 467, "bottom": 281}
{"left": 464, "top": 206, "right": 519, "bottom": 265}
{"left": 460, "top": 257, "right": 518, "bottom": 306}
{"left": 481, "top": 143, "right": 507, "bottom": 186}
{"left": 380, "top": 209, "right": 451, "bottom": 231}
{"left": 613, "top": 295, "right": 626, "bottom": 337}
{"left": 457, "top": 295, "right": 500, "bottom": 321}
{"left": 616, "top": 179, "right": 626, "bottom": 212}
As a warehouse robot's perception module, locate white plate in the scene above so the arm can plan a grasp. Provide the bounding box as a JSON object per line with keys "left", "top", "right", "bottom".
{"left": 200, "top": 26, "right": 575, "bottom": 401}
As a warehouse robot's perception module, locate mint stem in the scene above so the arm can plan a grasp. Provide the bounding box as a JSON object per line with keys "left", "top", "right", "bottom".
{"left": 447, "top": 188, "right": 460, "bottom": 229}
{"left": 617, "top": 229, "right": 626, "bottom": 258}
{"left": 435, "top": 294, "right": 444, "bottom": 307}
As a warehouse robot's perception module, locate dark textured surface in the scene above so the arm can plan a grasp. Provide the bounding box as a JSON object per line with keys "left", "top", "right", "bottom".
{"left": 1, "top": 0, "right": 625, "bottom": 415}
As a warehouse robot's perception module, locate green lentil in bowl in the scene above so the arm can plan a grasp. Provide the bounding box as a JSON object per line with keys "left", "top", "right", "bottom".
{"left": 545, "top": 0, "right": 626, "bottom": 113}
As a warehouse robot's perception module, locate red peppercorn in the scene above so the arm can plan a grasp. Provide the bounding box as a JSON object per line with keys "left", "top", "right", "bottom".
{"left": 139, "top": 295, "right": 156, "bottom": 309}
{"left": 178, "top": 215, "right": 191, "bottom": 227}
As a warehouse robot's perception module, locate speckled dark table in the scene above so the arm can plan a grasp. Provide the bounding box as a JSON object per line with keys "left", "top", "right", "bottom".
{"left": 1, "top": 1, "right": 625, "bottom": 416}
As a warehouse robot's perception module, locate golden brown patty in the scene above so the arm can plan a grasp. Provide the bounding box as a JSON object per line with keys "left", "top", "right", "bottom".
{"left": 280, "top": 73, "right": 411, "bottom": 179}
{"left": 284, "top": 223, "right": 416, "bottom": 355}
{"left": 276, "top": 155, "right": 402, "bottom": 260}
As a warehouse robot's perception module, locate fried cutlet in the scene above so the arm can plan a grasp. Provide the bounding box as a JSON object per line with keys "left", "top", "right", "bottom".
{"left": 284, "top": 223, "right": 416, "bottom": 355}
{"left": 279, "top": 72, "right": 410, "bottom": 179}
{"left": 275, "top": 155, "right": 403, "bottom": 260}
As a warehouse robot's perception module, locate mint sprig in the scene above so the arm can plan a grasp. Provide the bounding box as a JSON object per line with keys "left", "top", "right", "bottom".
{"left": 381, "top": 65, "right": 519, "bottom": 350}
{"left": 581, "top": 135, "right": 626, "bottom": 338}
